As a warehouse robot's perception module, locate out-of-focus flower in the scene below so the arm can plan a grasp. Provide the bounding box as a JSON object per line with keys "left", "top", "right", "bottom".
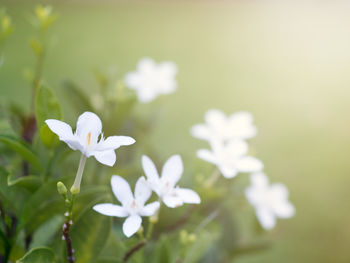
{"left": 191, "top": 109, "right": 257, "bottom": 143}
{"left": 142, "top": 155, "right": 201, "bottom": 208}
{"left": 197, "top": 139, "right": 263, "bottom": 178}
{"left": 46, "top": 111, "right": 135, "bottom": 166}
{"left": 245, "top": 172, "right": 295, "bottom": 230}
{"left": 93, "top": 175, "right": 160, "bottom": 237}
{"left": 124, "top": 57, "right": 177, "bottom": 103}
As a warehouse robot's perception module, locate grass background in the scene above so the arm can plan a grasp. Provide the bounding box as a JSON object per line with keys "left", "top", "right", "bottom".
{"left": 1, "top": 0, "right": 350, "bottom": 262}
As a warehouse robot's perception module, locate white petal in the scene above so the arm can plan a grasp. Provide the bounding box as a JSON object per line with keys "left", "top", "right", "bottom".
{"left": 229, "top": 111, "right": 257, "bottom": 139}
{"left": 235, "top": 156, "right": 263, "bottom": 172}
{"left": 274, "top": 201, "right": 295, "bottom": 218}
{"left": 123, "top": 215, "right": 142, "bottom": 237}
{"left": 256, "top": 208, "right": 276, "bottom": 230}
{"left": 162, "top": 194, "right": 183, "bottom": 208}
{"left": 138, "top": 57, "right": 155, "bottom": 72}
{"left": 161, "top": 155, "right": 183, "bottom": 188}
{"left": 135, "top": 177, "right": 152, "bottom": 205}
{"left": 205, "top": 109, "right": 226, "bottom": 127}
{"left": 159, "top": 61, "right": 177, "bottom": 76}
{"left": 219, "top": 165, "right": 238, "bottom": 179}
{"left": 142, "top": 155, "right": 160, "bottom": 182}
{"left": 176, "top": 188, "right": 201, "bottom": 204}
{"left": 111, "top": 175, "right": 133, "bottom": 206}
{"left": 197, "top": 149, "right": 217, "bottom": 164}
{"left": 96, "top": 136, "right": 135, "bottom": 151}
{"left": 93, "top": 203, "right": 128, "bottom": 217}
{"left": 75, "top": 112, "right": 102, "bottom": 145}
{"left": 140, "top": 201, "right": 160, "bottom": 216}
{"left": 92, "top": 150, "right": 116, "bottom": 166}
{"left": 125, "top": 72, "right": 141, "bottom": 88}
{"left": 45, "top": 119, "right": 74, "bottom": 141}
{"left": 250, "top": 173, "right": 269, "bottom": 187}
{"left": 225, "top": 139, "right": 249, "bottom": 157}
{"left": 190, "top": 124, "right": 211, "bottom": 140}
{"left": 138, "top": 88, "right": 157, "bottom": 103}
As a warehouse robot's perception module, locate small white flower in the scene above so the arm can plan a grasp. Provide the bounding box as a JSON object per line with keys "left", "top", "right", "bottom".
{"left": 191, "top": 109, "right": 257, "bottom": 143}
{"left": 245, "top": 173, "right": 295, "bottom": 230}
{"left": 125, "top": 57, "right": 177, "bottom": 103}
{"left": 45, "top": 111, "right": 135, "bottom": 166}
{"left": 142, "top": 155, "right": 201, "bottom": 208}
{"left": 93, "top": 175, "right": 160, "bottom": 237}
{"left": 197, "top": 139, "right": 263, "bottom": 178}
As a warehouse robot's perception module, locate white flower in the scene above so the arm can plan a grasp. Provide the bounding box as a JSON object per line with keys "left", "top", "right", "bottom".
{"left": 142, "top": 155, "right": 201, "bottom": 208}
{"left": 191, "top": 109, "right": 257, "bottom": 142}
{"left": 125, "top": 57, "right": 177, "bottom": 103}
{"left": 93, "top": 175, "right": 160, "bottom": 237}
{"left": 197, "top": 139, "right": 263, "bottom": 178}
{"left": 45, "top": 111, "right": 135, "bottom": 166}
{"left": 245, "top": 173, "right": 295, "bottom": 230}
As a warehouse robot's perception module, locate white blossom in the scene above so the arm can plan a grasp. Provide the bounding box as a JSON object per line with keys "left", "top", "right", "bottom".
{"left": 142, "top": 155, "right": 200, "bottom": 208}
{"left": 191, "top": 109, "right": 257, "bottom": 143}
{"left": 124, "top": 57, "right": 177, "bottom": 103}
{"left": 197, "top": 139, "right": 263, "bottom": 178}
{"left": 93, "top": 175, "right": 160, "bottom": 237}
{"left": 245, "top": 173, "right": 295, "bottom": 230}
{"left": 46, "top": 111, "right": 135, "bottom": 166}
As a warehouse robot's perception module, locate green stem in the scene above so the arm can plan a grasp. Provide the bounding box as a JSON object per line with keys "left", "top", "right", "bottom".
{"left": 70, "top": 154, "right": 87, "bottom": 194}
{"left": 204, "top": 169, "right": 221, "bottom": 188}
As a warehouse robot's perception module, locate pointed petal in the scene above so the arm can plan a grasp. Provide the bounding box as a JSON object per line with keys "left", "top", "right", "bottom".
{"left": 76, "top": 112, "right": 102, "bottom": 145}
{"left": 125, "top": 72, "right": 141, "bottom": 88}
{"left": 225, "top": 139, "right": 248, "bottom": 157}
{"left": 274, "top": 201, "right": 295, "bottom": 218}
{"left": 135, "top": 177, "right": 152, "bottom": 205}
{"left": 96, "top": 136, "right": 135, "bottom": 151}
{"left": 176, "top": 188, "right": 201, "bottom": 204}
{"left": 250, "top": 173, "right": 269, "bottom": 187}
{"left": 190, "top": 124, "right": 211, "bottom": 140}
{"left": 229, "top": 111, "right": 257, "bottom": 139}
{"left": 140, "top": 201, "right": 160, "bottom": 216}
{"left": 256, "top": 208, "right": 276, "bottom": 230}
{"left": 235, "top": 156, "right": 263, "bottom": 172}
{"left": 142, "top": 155, "right": 160, "bottom": 182}
{"left": 197, "top": 149, "right": 217, "bottom": 164}
{"left": 123, "top": 215, "right": 142, "bottom": 237}
{"left": 138, "top": 57, "right": 155, "bottom": 72}
{"left": 45, "top": 119, "right": 74, "bottom": 140}
{"left": 111, "top": 175, "right": 133, "bottom": 206}
{"left": 138, "top": 88, "right": 157, "bottom": 103}
{"left": 161, "top": 155, "right": 183, "bottom": 188}
{"left": 93, "top": 203, "right": 128, "bottom": 217}
{"left": 163, "top": 194, "right": 183, "bottom": 208}
{"left": 205, "top": 109, "right": 226, "bottom": 127}
{"left": 219, "top": 165, "right": 238, "bottom": 179}
{"left": 92, "top": 150, "right": 116, "bottom": 166}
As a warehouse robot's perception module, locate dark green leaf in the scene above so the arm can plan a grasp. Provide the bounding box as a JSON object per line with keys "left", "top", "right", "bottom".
{"left": 61, "top": 80, "right": 93, "bottom": 112}
{"left": 17, "top": 247, "right": 55, "bottom": 263}
{"left": 7, "top": 174, "right": 42, "bottom": 192}
{"left": 35, "top": 85, "right": 62, "bottom": 126}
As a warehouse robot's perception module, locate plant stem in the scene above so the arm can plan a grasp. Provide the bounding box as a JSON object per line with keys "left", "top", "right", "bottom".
{"left": 123, "top": 241, "right": 145, "bottom": 263}
{"left": 204, "top": 168, "right": 221, "bottom": 188}
{"left": 62, "top": 194, "right": 75, "bottom": 263}
{"left": 70, "top": 154, "right": 87, "bottom": 194}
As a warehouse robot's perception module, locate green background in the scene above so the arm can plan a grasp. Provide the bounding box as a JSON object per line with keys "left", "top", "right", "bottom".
{"left": 1, "top": 1, "right": 350, "bottom": 262}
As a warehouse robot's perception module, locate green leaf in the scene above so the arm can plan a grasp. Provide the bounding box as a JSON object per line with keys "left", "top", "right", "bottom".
{"left": 35, "top": 85, "right": 62, "bottom": 126}
{"left": 183, "top": 231, "right": 218, "bottom": 263}
{"left": 70, "top": 208, "right": 112, "bottom": 263}
{"left": 39, "top": 123, "right": 60, "bottom": 148}
{"left": 29, "top": 38, "right": 42, "bottom": 56}
{"left": 7, "top": 174, "right": 42, "bottom": 192}
{"left": 17, "top": 247, "right": 55, "bottom": 263}
{"left": 152, "top": 236, "right": 171, "bottom": 263}
{"left": 62, "top": 80, "right": 93, "bottom": 112}
{"left": 0, "top": 134, "right": 42, "bottom": 171}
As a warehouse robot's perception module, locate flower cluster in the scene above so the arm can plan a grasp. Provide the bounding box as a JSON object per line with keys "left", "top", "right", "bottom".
{"left": 191, "top": 109, "right": 295, "bottom": 229}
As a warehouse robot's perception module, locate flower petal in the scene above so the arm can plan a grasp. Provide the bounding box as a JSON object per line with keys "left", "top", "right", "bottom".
{"left": 256, "top": 207, "right": 276, "bottom": 230}
{"left": 123, "top": 215, "right": 142, "bottom": 237}
{"left": 75, "top": 112, "right": 102, "bottom": 145}
{"left": 205, "top": 109, "right": 226, "bottom": 127}
{"left": 219, "top": 165, "right": 238, "bottom": 179}
{"left": 197, "top": 149, "right": 217, "bottom": 164}
{"left": 235, "top": 156, "right": 263, "bottom": 172}
{"left": 162, "top": 194, "right": 183, "bottom": 208}
{"left": 45, "top": 119, "right": 74, "bottom": 140}
{"left": 93, "top": 203, "right": 128, "bottom": 217}
{"left": 176, "top": 188, "right": 201, "bottom": 204}
{"left": 190, "top": 124, "right": 211, "bottom": 140}
{"left": 250, "top": 172, "right": 269, "bottom": 187}
{"left": 140, "top": 201, "right": 160, "bottom": 216}
{"left": 142, "top": 155, "right": 160, "bottom": 182}
{"left": 161, "top": 155, "right": 183, "bottom": 188}
{"left": 111, "top": 175, "right": 133, "bottom": 206}
{"left": 225, "top": 139, "right": 248, "bottom": 157}
{"left": 96, "top": 136, "right": 135, "bottom": 151}
{"left": 135, "top": 177, "right": 152, "bottom": 205}
{"left": 92, "top": 150, "right": 116, "bottom": 166}
{"left": 229, "top": 111, "right": 257, "bottom": 139}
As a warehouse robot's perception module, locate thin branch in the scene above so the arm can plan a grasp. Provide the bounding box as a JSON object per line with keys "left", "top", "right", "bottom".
{"left": 123, "top": 241, "right": 145, "bottom": 262}
{"left": 62, "top": 220, "right": 75, "bottom": 263}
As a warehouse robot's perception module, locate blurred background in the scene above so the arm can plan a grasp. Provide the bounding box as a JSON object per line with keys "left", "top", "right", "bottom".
{"left": 1, "top": 0, "right": 350, "bottom": 262}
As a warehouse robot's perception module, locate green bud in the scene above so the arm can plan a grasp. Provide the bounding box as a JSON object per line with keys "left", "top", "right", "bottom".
{"left": 57, "top": 181, "right": 67, "bottom": 196}
{"left": 70, "top": 185, "right": 80, "bottom": 195}
{"left": 149, "top": 213, "right": 159, "bottom": 224}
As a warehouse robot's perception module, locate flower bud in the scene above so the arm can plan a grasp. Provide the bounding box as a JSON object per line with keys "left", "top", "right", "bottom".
{"left": 70, "top": 185, "right": 80, "bottom": 195}
{"left": 149, "top": 213, "right": 159, "bottom": 224}
{"left": 57, "top": 181, "right": 67, "bottom": 196}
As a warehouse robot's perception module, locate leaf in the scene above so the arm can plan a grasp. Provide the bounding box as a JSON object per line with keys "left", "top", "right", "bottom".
{"left": 70, "top": 208, "right": 112, "bottom": 263}
{"left": 228, "top": 241, "right": 271, "bottom": 259}
{"left": 7, "top": 174, "right": 42, "bottom": 192}
{"left": 29, "top": 38, "right": 43, "bottom": 57}
{"left": 39, "top": 123, "right": 60, "bottom": 148}
{"left": 152, "top": 236, "right": 171, "bottom": 263}
{"left": 61, "top": 80, "right": 93, "bottom": 112}
{"left": 0, "top": 134, "right": 42, "bottom": 171}
{"left": 183, "top": 231, "right": 218, "bottom": 263}
{"left": 35, "top": 85, "right": 62, "bottom": 126}
{"left": 17, "top": 247, "right": 55, "bottom": 263}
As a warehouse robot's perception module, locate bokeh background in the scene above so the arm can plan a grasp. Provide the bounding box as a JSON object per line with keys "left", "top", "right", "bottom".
{"left": 1, "top": 0, "right": 350, "bottom": 262}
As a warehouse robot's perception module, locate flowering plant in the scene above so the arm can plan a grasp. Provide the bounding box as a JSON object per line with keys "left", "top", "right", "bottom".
{"left": 0, "top": 5, "right": 294, "bottom": 263}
